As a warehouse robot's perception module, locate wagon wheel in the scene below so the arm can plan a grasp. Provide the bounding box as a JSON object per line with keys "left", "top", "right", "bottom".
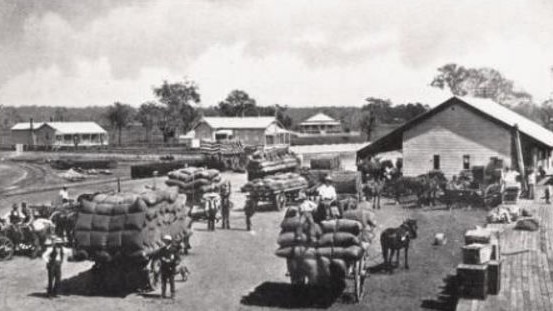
{"left": 148, "top": 258, "right": 161, "bottom": 290}
{"left": 353, "top": 257, "right": 365, "bottom": 303}
{"left": 0, "top": 235, "right": 14, "bottom": 261}
{"left": 275, "top": 193, "right": 287, "bottom": 211}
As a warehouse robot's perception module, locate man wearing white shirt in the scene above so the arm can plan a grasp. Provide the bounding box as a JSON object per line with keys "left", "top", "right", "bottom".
{"left": 316, "top": 176, "right": 340, "bottom": 220}
{"left": 59, "top": 186, "right": 69, "bottom": 203}
{"left": 528, "top": 168, "right": 536, "bottom": 200}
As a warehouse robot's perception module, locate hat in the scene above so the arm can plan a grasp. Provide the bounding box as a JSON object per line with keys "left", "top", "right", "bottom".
{"left": 162, "top": 235, "right": 172, "bottom": 242}
{"left": 324, "top": 175, "right": 333, "bottom": 182}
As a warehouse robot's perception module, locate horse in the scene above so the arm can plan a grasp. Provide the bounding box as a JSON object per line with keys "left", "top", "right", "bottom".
{"left": 364, "top": 179, "right": 384, "bottom": 209}
{"left": 380, "top": 219, "right": 418, "bottom": 273}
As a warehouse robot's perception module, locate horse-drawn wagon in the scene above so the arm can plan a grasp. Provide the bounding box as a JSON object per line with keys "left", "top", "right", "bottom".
{"left": 241, "top": 173, "right": 309, "bottom": 211}
{"left": 71, "top": 188, "right": 192, "bottom": 293}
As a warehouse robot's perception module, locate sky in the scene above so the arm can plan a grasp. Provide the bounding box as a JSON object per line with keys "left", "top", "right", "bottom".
{"left": 1, "top": 0, "right": 553, "bottom": 108}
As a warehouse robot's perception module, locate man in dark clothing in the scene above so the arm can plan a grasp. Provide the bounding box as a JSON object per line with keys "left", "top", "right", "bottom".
{"left": 220, "top": 181, "right": 232, "bottom": 229}
{"left": 159, "top": 235, "right": 180, "bottom": 298}
{"left": 244, "top": 199, "right": 255, "bottom": 231}
{"left": 43, "top": 238, "right": 64, "bottom": 297}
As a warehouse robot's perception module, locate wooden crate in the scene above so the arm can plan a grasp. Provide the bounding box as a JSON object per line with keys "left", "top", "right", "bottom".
{"left": 457, "top": 264, "right": 488, "bottom": 299}
{"left": 487, "top": 260, "right": 502, "bottom": 295}
{"left": 462, "top": 243, "right": 492, "bottom": 265}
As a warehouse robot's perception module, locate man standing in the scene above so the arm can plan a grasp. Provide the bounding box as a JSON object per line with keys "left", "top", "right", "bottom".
{"left": 528, "top": 168, "right": 536, "bottom": 200}
{"left": 159, "top": 235, "right": 179, "bottom": 299}
{"left": 59, "top": 186, "right": 69, "bottom": 204}
{"left": 244, "top": 199, "right": 255, "bottom": 231}
{"left": 43, "top": 237, "right": 64, "bottom": 297}
{"left": 220, "top": 181, "right": 231, "bottom": 229}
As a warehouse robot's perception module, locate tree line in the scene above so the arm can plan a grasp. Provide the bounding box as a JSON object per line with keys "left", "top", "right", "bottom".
{"left": 2, "top": 62, "right": 551, "bottom": 145}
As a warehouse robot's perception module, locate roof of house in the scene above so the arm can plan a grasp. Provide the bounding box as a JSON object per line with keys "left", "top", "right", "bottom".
{"left": 10, "top": 122, "right": 45, "bottom": 130}
{"left": 11, "top": 122, "right": 107, "bottom": 134}
{"left": 196, "top": 117, "right": 278, "bottom": 129}
{"left": 357, "top": 96, "right": 553, "bottom": 158}
{"left": 300, "top": 113, "right": 340, "bottom": 125}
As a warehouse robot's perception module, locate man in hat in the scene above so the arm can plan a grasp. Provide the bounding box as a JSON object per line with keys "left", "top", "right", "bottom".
{"left": 159, "top": 235, "right": 180, "bottom": 298}
{"left": 43, "top": 237, "right": 64, "bottom": 297}
{"left": 244, "top": 199, "right": 255, "bottom": 231}
{"left": 316, "top": 175, "right": 339, "bottom": 220}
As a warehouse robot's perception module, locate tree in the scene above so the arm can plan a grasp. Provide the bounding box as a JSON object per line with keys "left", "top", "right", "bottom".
{"left": 430, "top": 63, "right": 533, "bottom": 106}
{"left": 359, "top": 111, "right": 376, "bottom": 141}
{"left": 540, "top": 99, "right": 553, "bottom": 130}
{"left": 153, "top": 79, "right": 201, "bottom": 141}
{"left": 217, "top": 90, "right": 257, "bottom": 117}
{"left": 137, "top": 101, "right": 164, "bottom": 143}
{"left": 53, "top": 107, "right": 68, "bottom": 121}
{"left": 105, "top": 102, "right": 135, "bottom": 145}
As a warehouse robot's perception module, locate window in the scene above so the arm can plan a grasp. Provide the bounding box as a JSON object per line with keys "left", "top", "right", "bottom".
{"left": 433, "top": 155, "right": 440, "bottom": 170}
{"left": 463, "top": 155, "right": 470, "bottom": 170}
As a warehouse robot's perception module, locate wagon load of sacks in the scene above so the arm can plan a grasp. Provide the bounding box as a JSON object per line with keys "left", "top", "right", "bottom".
{"left": 240, "top": 173, "right": 308, "bottom": 194}
{"left": 246, "top": 147, "right": 300, "bottom": 179}
{"left": 165, "top": 167, "right": 223, "bottom": 196}
{"left": 73, "top": 188, "right": 191, "bottom": 262}
{"left": 274, "top": 207, "right": 374, "bottom": 284}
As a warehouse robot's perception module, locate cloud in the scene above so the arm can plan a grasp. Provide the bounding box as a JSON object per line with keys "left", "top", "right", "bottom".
{"left": 0, "top": 0, "right": 552, "bottom": 107}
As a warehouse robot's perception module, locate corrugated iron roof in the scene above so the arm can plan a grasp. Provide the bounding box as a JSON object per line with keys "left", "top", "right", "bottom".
{"left": 10, "top": 122, "right": 45, "bottom": 130}
{"left": 11, "top": 122, "right": 107, "bottom": 134}
{"left": 459, "top": 96, "right": 553, "bottom": 147}
{"left": 199, "top": 117, "right": 277, "bottom": 129}
{"left": 357, "top": 96, "right": 553, "bottom": 158}
{"left": 300, "top": 112, "right": 340, "bottom": 125}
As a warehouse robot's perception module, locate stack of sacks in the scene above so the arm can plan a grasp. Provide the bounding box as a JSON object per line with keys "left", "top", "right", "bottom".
{"left": 241, "top": 173, "right": 308, "bottom": 193}
{"left": 165, "top": 167, "right": 223, "bottom": 194}
{"left": 74, "top": 189, "right": 191, "bottom": 262}
{"left": 275, "top": 213, "right": 365, "bottom": 285}
{"left": 342, "top": 204, "right": 377, "bottom": 246}
{"left": 486, "top": 204, "right": 521, "bottom": 224}
{"left": 247, "top": 148, "right": 300, "bottom": 176}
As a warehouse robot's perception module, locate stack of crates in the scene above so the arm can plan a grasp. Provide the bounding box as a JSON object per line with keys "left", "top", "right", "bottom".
{"left": 457, "top": 228, "right": 502, "bottom": 299}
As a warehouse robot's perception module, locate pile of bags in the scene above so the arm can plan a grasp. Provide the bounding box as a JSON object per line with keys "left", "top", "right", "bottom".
{"left": 241, "top": 173, "right": 308, "bottom": 194}
{"left": 74, "top": 188, "right": 191, "bottom": 262}
{"left": 199, "top": 140, "right": 243, "bottom": 155}
{"left": 275, "top": 207, "right": 370, "bottom": 285}
{"left": 165, "top": 167, "right": 223, "bottom": 195}
{"left": 486, "top": 204, "right": 522, "bottom": 224}
{"left": 247, "top": 147, "right": 300, "bottom": 178}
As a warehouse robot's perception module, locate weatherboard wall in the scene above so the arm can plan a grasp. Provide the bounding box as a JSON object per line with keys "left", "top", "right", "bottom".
{"left": 402, "top": 102, "right": 512, "bottom": 178}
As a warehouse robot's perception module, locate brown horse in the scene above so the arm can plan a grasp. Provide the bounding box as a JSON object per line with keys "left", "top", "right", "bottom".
{"left": 380, "top": 219, "right": 418, "bottom": 273}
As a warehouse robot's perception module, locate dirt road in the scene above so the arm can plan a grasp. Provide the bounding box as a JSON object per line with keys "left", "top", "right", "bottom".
{"left": 0, "top": 170, "right": 487, "bottom": 311}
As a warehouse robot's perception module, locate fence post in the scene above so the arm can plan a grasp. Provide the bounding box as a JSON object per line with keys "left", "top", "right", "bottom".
{"left": 117, "top": 177, "right": 121, "bottom": 193}
{"left": 153, "top": 171, "right": 158, "bottom": 190}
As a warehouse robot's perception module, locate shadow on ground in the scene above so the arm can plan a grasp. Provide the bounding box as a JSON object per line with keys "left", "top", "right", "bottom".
{"left": 420, "top": 274, "right": 458, "bottom": 311}
{"left": 54, "top": 268, "right": 140, "bottom": 298}
{"left": 240, "top": 282, "right": 343, "bottom": 309}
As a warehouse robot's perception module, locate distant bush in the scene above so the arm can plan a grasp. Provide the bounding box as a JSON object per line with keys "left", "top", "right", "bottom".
{"left": 291, "top": 134, "right": 365, "bottom": 146}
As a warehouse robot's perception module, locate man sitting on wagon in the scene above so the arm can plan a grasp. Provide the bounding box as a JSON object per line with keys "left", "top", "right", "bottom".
{"left": 316, "top": 175, "right": 341, "bottom": 221}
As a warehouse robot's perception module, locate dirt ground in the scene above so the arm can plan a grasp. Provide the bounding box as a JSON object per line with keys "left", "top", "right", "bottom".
{"left": 0, "top": 168, "right": 488, "bottom": 311}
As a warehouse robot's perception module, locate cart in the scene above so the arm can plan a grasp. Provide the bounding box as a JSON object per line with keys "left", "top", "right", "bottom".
{"left": 286, "top": 250, "right": 366, "bottom": 302}
{"left": 246, "top": 185, "right": 307, "bottom": 211}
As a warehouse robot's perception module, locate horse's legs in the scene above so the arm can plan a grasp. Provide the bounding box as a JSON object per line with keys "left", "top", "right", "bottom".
{"left": 381, "top": 246, "right": 389, "bottom": 271}
{"left": 376, "top": 194, "right": 381, "bottom": 210}
{"left": 389, "top": 249, "right": 396, "bottom": 273}
{"left": 405, "top": 245, "right": 410, "bottom": 269}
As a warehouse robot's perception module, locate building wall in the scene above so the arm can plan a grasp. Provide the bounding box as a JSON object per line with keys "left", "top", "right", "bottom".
{"left": 195, "top": 123, "right": 214, "bottom": 141}
{"left": 403, "top": 103, "right": 512, "bottom": 178}
{"left": 234, "top": 129, "right": 265, "bottom": 145}
{"left": 10, "top": 130, "right": 32, "bottom": 145}
{"left": 35, "top": 126, "right": 56, "bottom": 146}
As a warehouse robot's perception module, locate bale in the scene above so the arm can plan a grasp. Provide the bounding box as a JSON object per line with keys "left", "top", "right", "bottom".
{"left": 277, "top": 232, "right": 308, "bottom": 247}
{"left": 310, "top": 155, "right": 341, "bottom": 170}
{"left": 330, "top": 171, "right": 361, "bottom": 195}
{"left": 318, "top": 232, "right": 360, "bottom": 247}
{"left": 320, "top": 219, "right": 362, "bottom": 235}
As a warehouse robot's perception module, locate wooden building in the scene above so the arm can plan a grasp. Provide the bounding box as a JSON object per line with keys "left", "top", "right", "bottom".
{"left": 10, "top": 121, "right": 108, "bottom": 147}
{"left": 192, "top": 116, "right": 290, "bottom": 147}
{"left": 357, "top": 96, "right": 553, "bottom": 178}
{"left": 298, "top": 113, "right": 343, "bottom": 134}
